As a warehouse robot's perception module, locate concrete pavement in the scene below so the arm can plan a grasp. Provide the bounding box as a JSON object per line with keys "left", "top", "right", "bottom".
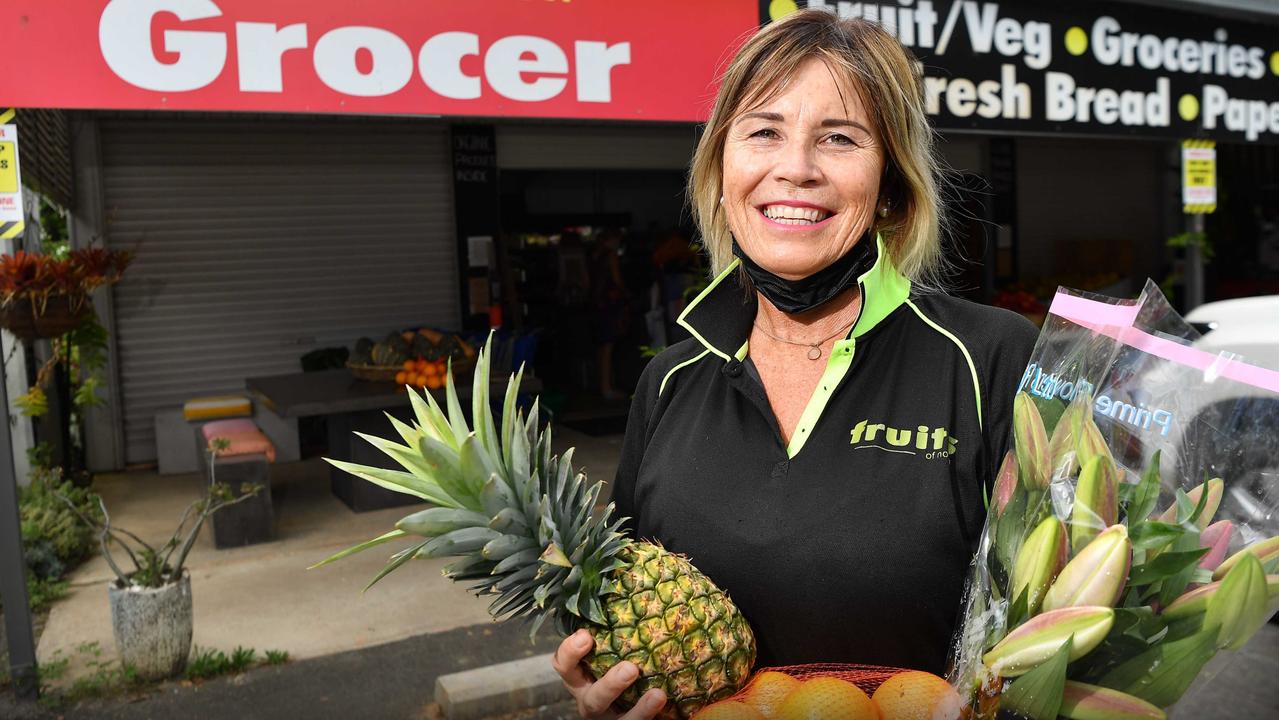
{"left": 34, "top": 427, "right": 621, "bottom": 689}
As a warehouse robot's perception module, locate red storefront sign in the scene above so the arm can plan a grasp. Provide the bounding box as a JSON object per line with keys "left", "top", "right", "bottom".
{"left": 2, "top": 0, "right": 756, "bottom": 122}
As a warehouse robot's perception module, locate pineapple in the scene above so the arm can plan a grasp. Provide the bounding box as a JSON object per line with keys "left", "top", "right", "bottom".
{"left": 313, "top": 341, "right": 756, "bottom": 718}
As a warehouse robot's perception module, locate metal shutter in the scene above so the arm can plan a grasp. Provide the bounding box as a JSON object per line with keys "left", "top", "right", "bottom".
{"left": 100, "top": 117, "right": 457, "bottom": 464}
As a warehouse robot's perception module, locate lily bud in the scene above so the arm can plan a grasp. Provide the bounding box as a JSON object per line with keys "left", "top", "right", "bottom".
{"left": 1059, "top": 681, "right": 1166, "bottom": 720}
{"left": 1074, "top": 415, "right": 1113, "bottom": 471}
{"left": 1212, "top": 535, "right": 1279, "bottom": 581}
{"left": 1156, "top": 478, "right": 1223, "bottom": 529}
{"left": 1163, "top": 574, "right": 1279, "bottom": 621}
{"left": 1012, "top": 516, "right": 1069, "bottom": 615}
{"left": 982, "top": 606, "right": 1115, "bottom": 677}
{"left": 1044, "top": 525, "right": 1131, "bottom": 612}
{"left": 993, "top": 451, "right": 1018, "bottom": 517}
{"left": 1197, "top": 520, "right": 1234, "bottom": 574}
{"left": 1048, "top": 393, "right": 1089, "bottom": 477}
{"left": 1071, "top": 455, "right": 1119, "bottom": 550}
{"left": 1205, "top": 553, "right": 1271, "bottom": 650}
{"left": 1014, "top": 392, "right": 1051, "bottom": 490}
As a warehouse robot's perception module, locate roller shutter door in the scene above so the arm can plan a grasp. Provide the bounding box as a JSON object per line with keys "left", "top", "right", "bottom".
{"left": 100, "top": 117, "right": 457, "bottom": 464}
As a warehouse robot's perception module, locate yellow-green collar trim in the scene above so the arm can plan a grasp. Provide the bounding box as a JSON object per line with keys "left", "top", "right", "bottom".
{"left": 677, "top": 234, "right": 911, "bottom": 361}
{"left": 676, "top": 257, "right": 747, "bottom": 362}
{"left": 851, "top": 234, "right": 911, "bottom": 338}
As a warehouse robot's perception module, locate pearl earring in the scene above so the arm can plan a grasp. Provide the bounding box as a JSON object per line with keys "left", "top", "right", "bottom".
{"left": 878, "top": 204, "right": 889, "bottom": 218}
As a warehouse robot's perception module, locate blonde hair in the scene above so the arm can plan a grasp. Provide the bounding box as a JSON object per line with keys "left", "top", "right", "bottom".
{"left": 689, "top": 9, "right": 945, "bottom": 287}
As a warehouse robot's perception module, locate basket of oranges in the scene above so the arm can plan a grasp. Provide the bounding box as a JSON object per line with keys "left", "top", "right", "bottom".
{"left": 393, "top": 357, "right": 465, "bottom": 391}
{"left": 692, "top": 666, "right": 962, "bottom": 720}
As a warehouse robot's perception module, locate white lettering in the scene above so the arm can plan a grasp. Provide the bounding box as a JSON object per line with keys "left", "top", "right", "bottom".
{"left": 98, "top": 2, "right": 627, "bottom": 104}
{"left": 100, "top": 0, "right": 226, "bottom": 92}
{"left": 313, "top": 26, "right": 413, "bottom": 97}
{"left": 574, "top": 41, "right": 630, "bottom": 103}
{"left": 419, "top": 32, "right": 481, "bottom": 100}
{"left": 485, "top": 35, "right": 568, "bottom": 102}
{"left": 236, "top": 22, "right": 307, "bottom": 93}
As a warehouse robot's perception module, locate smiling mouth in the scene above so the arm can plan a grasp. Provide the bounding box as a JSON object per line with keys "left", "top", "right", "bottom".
{"left": 760, "top": 204, "right": 833, "bottom": 225}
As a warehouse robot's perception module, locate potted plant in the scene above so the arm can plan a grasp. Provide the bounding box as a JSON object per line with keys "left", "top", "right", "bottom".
{"left": 57, "top": 441, "right": 262, "bottom": 680}
{"left": 0, "top": 246, "right": 130, "bottom": 341}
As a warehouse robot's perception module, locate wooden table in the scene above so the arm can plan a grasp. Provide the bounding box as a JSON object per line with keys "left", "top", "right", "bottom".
{"left": 246, "top": 369, "right": 541, "bottom": 511}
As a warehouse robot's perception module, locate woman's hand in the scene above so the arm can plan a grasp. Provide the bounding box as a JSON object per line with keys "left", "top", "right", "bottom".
{"left": 552, "top": 629, "right": 667, "bottom": 719}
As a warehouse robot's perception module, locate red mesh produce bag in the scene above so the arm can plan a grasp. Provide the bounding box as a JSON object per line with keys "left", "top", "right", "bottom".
{"left": 755, "top": 663, "right": 907, "bottom": 695}
{"left": 693, "top": 663, "right": 963, "bottom": 719}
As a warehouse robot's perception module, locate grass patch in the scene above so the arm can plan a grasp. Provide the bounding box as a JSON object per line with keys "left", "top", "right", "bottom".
{"left": 36, "top": 641, "right": 146, "bottom": 710}
{"left": 186, "top": 645, "right": 255, "bottom": 680}
{"left": 30, "top": 641, "right": 291, "bottom": 710}
{"left": 186, "top": 645, "right": 290, "bottom": 680}
{"left": 264, "top": 649, "right": 290, "bottom": 666}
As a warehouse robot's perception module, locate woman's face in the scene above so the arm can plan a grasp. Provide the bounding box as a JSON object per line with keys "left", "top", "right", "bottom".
{"left": 721, "top": 57, "right": 885, "bottom": 281}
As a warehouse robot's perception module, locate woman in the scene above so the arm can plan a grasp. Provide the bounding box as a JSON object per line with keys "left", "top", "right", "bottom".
{"left": 554, "top": 10, "right": 1038, "bottom": 718}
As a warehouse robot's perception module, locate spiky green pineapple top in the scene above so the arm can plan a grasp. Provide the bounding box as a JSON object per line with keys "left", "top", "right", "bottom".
{"left": 315, "top": 341, "right": 630, "bottom": 637}
{"left": 314, "top": 340, "right": 756, "bottom": 717}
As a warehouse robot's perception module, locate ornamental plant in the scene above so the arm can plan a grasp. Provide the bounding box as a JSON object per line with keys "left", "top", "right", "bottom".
{"left": 0, "top": 247, "right": 131, "bottom": 313}
{"left": 57, "top": 440, "right": 262, "bottom": 589}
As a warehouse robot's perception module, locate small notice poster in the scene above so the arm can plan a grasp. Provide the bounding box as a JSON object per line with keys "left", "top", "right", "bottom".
{"left": 1181, "top": 139, "right": 1216, "bottom": 214}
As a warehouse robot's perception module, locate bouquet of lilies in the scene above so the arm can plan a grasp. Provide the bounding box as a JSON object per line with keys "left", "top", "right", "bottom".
{"left": 950, "top": 282, "right": 1279, "bottom": 720}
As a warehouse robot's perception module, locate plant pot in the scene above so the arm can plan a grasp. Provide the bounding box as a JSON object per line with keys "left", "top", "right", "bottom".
{"left": 107, "top": 571, "right": 193, "bottom": 681}
{"left": 0, "top": 294, "right": 90, "bottom": 340}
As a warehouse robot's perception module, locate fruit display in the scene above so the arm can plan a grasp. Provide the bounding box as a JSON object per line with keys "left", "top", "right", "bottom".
{"left": 315, "top": 342, "right": 756, "bottom": 719}
{"left": 347, "top": 328, "right": 477, "bottom": 385}
{"left": 691, "top": 670, "right": 961, "bottom": 720}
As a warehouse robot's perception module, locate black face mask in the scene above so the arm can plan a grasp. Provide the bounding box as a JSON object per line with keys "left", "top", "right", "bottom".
{"left": 731, "top": 229, "right": 877, "bottom": 314}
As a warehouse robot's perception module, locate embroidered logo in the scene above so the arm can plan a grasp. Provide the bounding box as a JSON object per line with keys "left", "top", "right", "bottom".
{"left": 849, "top": 419, "right": 957, "bottom": 460}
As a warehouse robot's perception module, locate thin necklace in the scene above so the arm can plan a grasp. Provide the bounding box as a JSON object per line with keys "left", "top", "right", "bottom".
{"left": 753, "top": 319, "right": 854, "bottom": 360}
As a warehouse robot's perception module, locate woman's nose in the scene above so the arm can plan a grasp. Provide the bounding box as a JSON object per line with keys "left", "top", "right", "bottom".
{"left": 771, "top": 138, "right": 822, "bottom": 187}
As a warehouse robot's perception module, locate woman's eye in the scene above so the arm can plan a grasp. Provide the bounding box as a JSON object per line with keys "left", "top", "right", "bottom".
{"left": 750, "top": 128, "right": 779, "bottom": 139}
{"left": 826, "top": 133, "right": 856, "bottom": 146}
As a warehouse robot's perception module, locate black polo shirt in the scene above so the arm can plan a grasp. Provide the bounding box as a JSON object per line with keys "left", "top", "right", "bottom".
{"left": 611, "top": 237, "right": 1038, "bottom": 673}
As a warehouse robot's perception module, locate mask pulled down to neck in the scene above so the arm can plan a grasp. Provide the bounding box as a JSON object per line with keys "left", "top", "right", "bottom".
{"left": 731, "top": 229, "right": 877, "bottom": 314}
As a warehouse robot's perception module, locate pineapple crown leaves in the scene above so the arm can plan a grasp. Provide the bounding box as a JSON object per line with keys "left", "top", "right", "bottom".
{"left": 313, "top": 334, "right": 631, "bottom": 636}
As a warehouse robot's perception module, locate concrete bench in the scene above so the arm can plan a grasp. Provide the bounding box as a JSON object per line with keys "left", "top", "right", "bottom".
{"left": 155, "top": 402, "right": 300, "bottom": 475}
{"left": 199, "top": 419, "right": 276, "bottom": 548}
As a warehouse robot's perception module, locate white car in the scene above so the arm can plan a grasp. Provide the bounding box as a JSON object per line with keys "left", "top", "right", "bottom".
{"left": 1179, "top": 296, "right": 1279, "bottom": 529}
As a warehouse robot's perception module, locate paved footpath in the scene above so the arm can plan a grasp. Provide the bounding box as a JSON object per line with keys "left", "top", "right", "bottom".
{"left": 4, "top": 621, "right": 559, "bottom": 720}
{"left": 4, "top": 622, "right": 1277, "bottom": 719}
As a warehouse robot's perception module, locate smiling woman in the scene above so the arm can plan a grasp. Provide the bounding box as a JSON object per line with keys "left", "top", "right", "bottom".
{"left": 552, "top": 10, "right": 1040, "bottom": 720}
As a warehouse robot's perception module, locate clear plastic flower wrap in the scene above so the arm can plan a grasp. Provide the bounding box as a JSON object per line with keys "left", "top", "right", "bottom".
{"left": 948, "top": 281, "right": 1279, "bottom": 720}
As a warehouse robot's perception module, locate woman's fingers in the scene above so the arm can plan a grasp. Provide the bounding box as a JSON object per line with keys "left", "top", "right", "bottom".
{"left": 620, "top": 689, "right": 667, "bottom": 720}
{"left": 552, "top": 630, "right": 595, "bottom": 693}
{"left": 579, "top": 660, "right": 641, "bottom": 717}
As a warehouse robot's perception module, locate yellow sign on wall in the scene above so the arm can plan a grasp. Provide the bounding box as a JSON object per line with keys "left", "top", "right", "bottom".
{"left": 0, "top": 108, "right": 25, "bottom": 240}
{"left": 1182, "top": 139, "right": 1216, "bottom": 214}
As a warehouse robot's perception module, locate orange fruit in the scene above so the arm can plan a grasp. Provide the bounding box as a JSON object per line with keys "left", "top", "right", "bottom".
{"left": 425, "top": 375, "right": 443, "bottom": 390}
{"left": 694, "top": 700, "right": 767, "bottom": 720}
{"left": 778, "top": 677, "right": 879, "bottom": 720}
{"left": 435, "top": 359, "right": 447, "bottom": 375}
{"left": 422, "top": 362, "right": 437, "bottom": 377}
{"left": 740, "top": 671, "right": 802, "bottom": 719}
{"left": 871, "top": 671, "right": 960, "bottom": 720}
{"left": 394, "top": 371, "right": 408, "bottom": 385}
{"left": 402, "top": 360, "right": 415, "bottom": 372}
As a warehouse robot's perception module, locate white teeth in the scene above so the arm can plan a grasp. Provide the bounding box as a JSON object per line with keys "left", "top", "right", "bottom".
{"left": 761, "top": 205, "right": 829, "bottom": 223}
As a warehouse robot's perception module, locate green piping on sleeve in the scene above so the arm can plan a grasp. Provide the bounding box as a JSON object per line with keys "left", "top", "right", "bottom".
{"left": 659, "top": 349, "right": 712, "bottom": 396}
{"left": 785, "top": 339, "right": 856, "bottom": 458}
{"left": 905, "top": 299, "right": 983, "bottom": 431}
